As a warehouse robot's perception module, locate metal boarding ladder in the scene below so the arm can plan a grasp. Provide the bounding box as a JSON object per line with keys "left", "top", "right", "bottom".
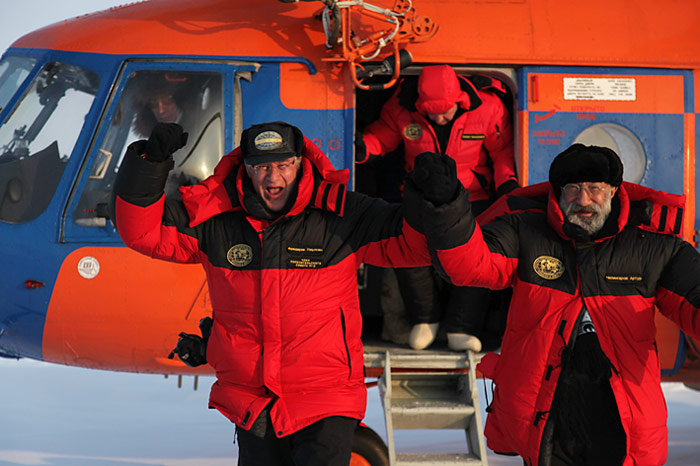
{"left": 367, "top": 348, "right": 488, "bottom": 466}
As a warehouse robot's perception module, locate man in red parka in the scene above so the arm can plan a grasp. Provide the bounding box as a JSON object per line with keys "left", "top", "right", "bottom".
{"left": 112, "top": 121, "right": 430, "bottom": 466}
{"left": 358, "top": 65, "right": 518, "bottom": 352}
{"left": 407, "top": 145, "right": 700, "bottom": 465}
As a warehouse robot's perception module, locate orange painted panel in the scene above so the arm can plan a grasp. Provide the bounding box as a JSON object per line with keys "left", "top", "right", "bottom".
{"left": 696, "top": 70, "right": 700, "bottom": 112}
{"left": 517, "top": 110, "right": 529, "bottom": 186}
{"left": 529, "top": 74, "right": 685, "bottom": 114}
{"left": 684, "top": 113, "right": 696, "bottom": 245}
{"left": 279, "top": 61, "right": 353, "bottom": 110}
{"left": 12, "top": 1, "right": 328, "bottom": 60}
{"left": 43, "top": 247, "right": 213, "bottom": 376}
{"left": 9, "top": 1, "right": 700, "bottom": 70}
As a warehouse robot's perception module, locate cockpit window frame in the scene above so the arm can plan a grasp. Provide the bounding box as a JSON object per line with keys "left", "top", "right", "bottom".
{"left": 61, "top": 58, "right": 259, "bottom": 243}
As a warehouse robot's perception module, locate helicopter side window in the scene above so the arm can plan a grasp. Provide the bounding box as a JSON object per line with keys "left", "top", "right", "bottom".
{"left": 0, "top": 56, "right": 36, "bottom": 113}
{"left": 74, "top": 70, "right": 224, "bottom": 226}
{"left": 0, "top": 61, "right": 99, "bottom": 223}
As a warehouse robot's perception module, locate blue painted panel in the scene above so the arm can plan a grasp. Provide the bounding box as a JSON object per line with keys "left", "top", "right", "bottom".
{"left": 527, "top": 112, "right": 685, "bottom": 195}
{"left": 520, "top": 66, "right": 688, "bottom": 196}
{"left": 239, "top": 63, "right": 352, "bottom": 173}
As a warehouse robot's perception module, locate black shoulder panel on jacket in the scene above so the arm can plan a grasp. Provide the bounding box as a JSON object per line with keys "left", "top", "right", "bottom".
{"left": 658, "top": 238, "right": 700, "bottom": 307}
{"left": 397, "top": 76, "right": 419, "bottom": 112}
{"left": 629, "top": 199, "right": 684, "bottom": 237}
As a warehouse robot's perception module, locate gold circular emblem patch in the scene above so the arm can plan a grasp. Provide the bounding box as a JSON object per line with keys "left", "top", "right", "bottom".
{"left": 533, "top": 256, "right": 564, "bottom": 280}
{"left": 227, "top": 244, "right": 253, "bottom": 267}
{"left": 403, "top": 123, "right": 422, "bottom": 141}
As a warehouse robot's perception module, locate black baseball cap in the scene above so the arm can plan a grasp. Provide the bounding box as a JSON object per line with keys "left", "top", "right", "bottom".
{"left": 240, "top": 122, "right": 304, "bottom": 165}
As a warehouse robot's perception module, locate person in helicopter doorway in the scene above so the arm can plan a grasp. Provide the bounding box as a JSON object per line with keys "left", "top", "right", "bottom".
{"left": 406, "top": 144, "right": 700, "bottom": 465}
{"left": 112, "top": 121, "right": 432, "bottom": 466}
{"left": 357, "top": 64, "right": 519, "bottom": 352}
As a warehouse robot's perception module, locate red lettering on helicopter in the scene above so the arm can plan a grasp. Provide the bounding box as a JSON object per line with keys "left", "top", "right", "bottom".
{"left": 532, "top": 130, "right": 566, "bottom": 138}
{"left": 537, "top": 138, "right": 561, "bottom": 145}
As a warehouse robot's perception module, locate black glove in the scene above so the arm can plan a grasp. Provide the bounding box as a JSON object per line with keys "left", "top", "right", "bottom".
{"left": 409, "top": 152, "right": 459, "bottom": 205}
{"left": 145, "top": 123, "right": 188, "bottom": 162}
{"left": 402, "top": 177, "right": 424, "bottom": 234}
{"left": 168, "top": 317, "right": 212, "bottom": 367}
{"left": 355, "top": 135, "right": 368, "bottom": 163}
{"left": 496, "top": 179, "right": 519, "bottom": 198}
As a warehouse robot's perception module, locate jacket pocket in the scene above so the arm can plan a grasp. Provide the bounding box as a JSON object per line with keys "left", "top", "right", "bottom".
{"left": 340, "top": 307, "right": 352, "bottom": 379}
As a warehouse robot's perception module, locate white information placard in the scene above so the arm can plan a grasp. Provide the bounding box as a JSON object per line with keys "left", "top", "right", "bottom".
{"left": 563, "top": 77, "right": 636, "bottom": 101}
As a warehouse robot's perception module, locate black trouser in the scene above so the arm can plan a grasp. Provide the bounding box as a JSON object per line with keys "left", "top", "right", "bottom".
{"left": 443, "top": 283, "right": 491, "bottom": 334}
{"left": 547, "top": 333, "right": 626, "bottom": 466}
{"left": 394, "top": 266, "right": 498, "bottom": 334}
{"left": 548, "top": 384, "right": 626, "bottom": 466}
{"left": 236, "top": 414, "right": 359, "bottom": 466}
{"left": 394, "top": 265, "right": 441, "bottom": 324}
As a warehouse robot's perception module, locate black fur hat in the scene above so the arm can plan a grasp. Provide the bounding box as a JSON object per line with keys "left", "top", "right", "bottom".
{"left": 549, "top": 144, "right": 623, "bottom": 192}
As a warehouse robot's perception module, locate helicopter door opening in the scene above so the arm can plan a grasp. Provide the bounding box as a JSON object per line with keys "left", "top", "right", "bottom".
{"left": 354, "top": 65, "right": 517, "bottom": 199}
{"left": 354, "top": 64, "right": 518, "bottom": 336}
{"left": 62, "top": 61, "right": 257, "bottom": 243}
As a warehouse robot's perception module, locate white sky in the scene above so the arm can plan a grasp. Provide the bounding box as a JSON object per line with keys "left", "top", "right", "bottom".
{"left": 0, "top": 1, "right": 128, "bottom": 55}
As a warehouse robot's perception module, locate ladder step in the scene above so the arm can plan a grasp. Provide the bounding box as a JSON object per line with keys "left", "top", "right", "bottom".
{"left": 395, "top": 452, "right": 484, "bottom": 466}
{"left": 391, "top": 399, "right": 476, "bottom": 429}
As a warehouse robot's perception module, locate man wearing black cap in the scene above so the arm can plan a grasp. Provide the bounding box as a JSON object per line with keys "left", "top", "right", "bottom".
{"left": 406, "top": 144, "right": 700, "bottom": 465}
{"left": 112, "top": 121, "right": 431, "bottom": 465}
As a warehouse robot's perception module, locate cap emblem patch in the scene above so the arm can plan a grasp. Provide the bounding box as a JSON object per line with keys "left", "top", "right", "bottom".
{"left": 254, "top": 131, "right": 284, "bottom": 151}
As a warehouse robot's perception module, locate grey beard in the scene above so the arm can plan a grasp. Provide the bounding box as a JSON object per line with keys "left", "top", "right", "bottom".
{"left": 559, "top": 195, "right": 612, "bottom": 235}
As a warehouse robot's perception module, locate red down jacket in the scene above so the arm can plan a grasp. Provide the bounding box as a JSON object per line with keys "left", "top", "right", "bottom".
{"left": 113, "top": 136, "right": 430, "bottom": 436}
{"left": 421, "top": 181, "right": 700, "bottom": 465}
{"left": 360, "top": 75, "right": 516, "bottom": 202}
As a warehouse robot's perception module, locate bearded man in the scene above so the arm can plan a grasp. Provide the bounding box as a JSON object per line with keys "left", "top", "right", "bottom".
{"left": 407, "top": 144, "right": 700, "bottom": 465}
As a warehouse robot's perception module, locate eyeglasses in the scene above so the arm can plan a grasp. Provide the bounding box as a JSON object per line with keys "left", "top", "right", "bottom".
{"left": 562, "top": 182, "right": 609, "bottom": 197}
{"left": 247, "top": 157, "right": 299, "bottom": 176}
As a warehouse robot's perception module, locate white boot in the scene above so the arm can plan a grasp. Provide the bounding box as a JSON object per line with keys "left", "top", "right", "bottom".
{"left": 447, "top": 332, "right": 482, "bottom": 352}
{"left": 408, "top": 323, "right": 440, "bottom": 350}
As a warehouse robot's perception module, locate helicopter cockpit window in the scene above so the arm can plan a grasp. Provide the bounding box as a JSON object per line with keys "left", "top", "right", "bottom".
{"left": 0, "top": 61, "right": 99, "bottom": 223}
{"left": 0, "top": 56, "right": 36, "bottom": 113}
{"left": 74, "top": 70, "right": 224, "bottom": 226}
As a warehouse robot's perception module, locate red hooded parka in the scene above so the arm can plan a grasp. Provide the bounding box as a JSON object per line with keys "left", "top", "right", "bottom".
{"left": 114, "top": 136, "right": 431, "bottom": 436}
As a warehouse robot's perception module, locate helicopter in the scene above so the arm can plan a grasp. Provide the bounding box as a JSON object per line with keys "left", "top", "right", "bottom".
{"left": 0, "top": 0, "right": 699, "bottom": 464}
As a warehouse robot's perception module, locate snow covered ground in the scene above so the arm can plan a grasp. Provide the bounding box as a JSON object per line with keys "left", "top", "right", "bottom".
{"left": 0, "top": 358, "right": 699, "bottom": 465}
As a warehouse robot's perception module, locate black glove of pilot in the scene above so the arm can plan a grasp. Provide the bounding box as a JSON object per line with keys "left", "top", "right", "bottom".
{"left": 168, "top": 316, "right": 212, "bottom": 367}
{"left": 409, "top": 152, "right": 459, "bottom": 205}
{"left": 144, "top": 123, "right": 188, "bottom": 162}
